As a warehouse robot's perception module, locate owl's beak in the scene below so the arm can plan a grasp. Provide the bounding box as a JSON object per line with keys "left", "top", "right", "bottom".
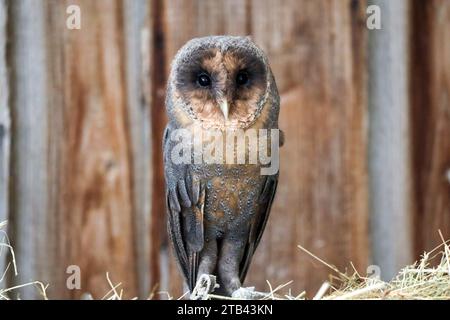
{"left": 219, "top": 100, "right": 229, "bottom": 121}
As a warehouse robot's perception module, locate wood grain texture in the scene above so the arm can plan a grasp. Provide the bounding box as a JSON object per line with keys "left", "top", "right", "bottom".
{"left": 0, "top": 0, "right": 10, "bottom": 284}
{"left": 8, "top": 0, "right": 52, "bottom": 299}
{"left": 50, "top": 0, "right": 137, "bottom": 298}
{"left": 123, "top": 0, "right": 153, "bottom": 298}
{"left": 246, "top": 0, "right": 369, "bottom": 296}
{"left": 411, "top": 0, "right": 450, "bottom": 254}
{"left": 368, "top": 0, "right": 414, "bottom": 280}
{"left": 8, "top": 0, "right": 138, "bottom": 298}
{"left": 148, "top": 0, "right": 169, "bottom": 297}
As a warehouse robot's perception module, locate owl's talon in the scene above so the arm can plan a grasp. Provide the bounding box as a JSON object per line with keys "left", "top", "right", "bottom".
{"left": 231, "top": 287, "right": 267, "bottom": 300}
{"left": 190, "top": 274, "right": 218, "bottom": 300}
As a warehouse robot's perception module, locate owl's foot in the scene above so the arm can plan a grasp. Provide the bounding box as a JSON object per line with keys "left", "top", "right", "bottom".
{"left": 231, "top": 287, "right": 267, "bottom": 300}
{"left": 190, "top": 274, "right": 218, "bottom": 300}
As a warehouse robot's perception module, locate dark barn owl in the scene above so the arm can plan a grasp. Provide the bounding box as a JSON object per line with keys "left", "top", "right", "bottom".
{"left": 163, "top": 36, "right": 281, "bottom": 297}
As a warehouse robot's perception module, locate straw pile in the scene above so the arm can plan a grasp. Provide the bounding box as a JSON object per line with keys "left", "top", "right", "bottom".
{"left": 155, "top": 235, "right": 450, "bottom": 300}
{"left": 197, "top": 234, "right": 450, "bottom": 300}
{"left": 316, "top": 233, "right": 450, "bottom": 300}
{"left": 1, "top": 219, "right": 449, "bottom": 300}
{"left": 0, "top": 221, "right": 48, "bottom": 300}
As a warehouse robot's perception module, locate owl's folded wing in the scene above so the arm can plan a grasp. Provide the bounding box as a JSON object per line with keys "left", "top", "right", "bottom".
{"left": 163, "top": 126, "right": 205, "bottom": 291}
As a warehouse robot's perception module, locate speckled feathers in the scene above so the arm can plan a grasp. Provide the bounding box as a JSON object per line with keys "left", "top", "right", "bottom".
{"left": 163, "top": 36, "right": 281, "bottom": 296}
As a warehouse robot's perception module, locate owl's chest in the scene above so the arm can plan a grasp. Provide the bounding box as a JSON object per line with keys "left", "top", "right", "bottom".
{"left": 179, "top": 121, "right": 275, "bottom": 167}
{"left": 190, "top": 164, "right": 264, "bottom": 233}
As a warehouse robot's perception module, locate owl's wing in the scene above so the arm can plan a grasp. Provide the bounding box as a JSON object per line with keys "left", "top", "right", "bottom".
{"left": 163, "top": 125, "right": 205, "bottom": 291}
{"left": 239, "top": 173, "right": 278, "bottom": 283}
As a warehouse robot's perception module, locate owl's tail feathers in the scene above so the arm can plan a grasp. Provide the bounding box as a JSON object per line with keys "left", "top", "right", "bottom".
{"left": 188, "top": 251, "right": 199, "bottom": 291}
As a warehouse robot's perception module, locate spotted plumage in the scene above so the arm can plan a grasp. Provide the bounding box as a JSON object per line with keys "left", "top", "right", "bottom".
{"left": 163, "top": 36, "right": 281, "bottom": 296}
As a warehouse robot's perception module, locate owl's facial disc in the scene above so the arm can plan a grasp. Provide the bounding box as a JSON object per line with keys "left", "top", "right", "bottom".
{"left": 174, "top": 47, "right": 267, "bottom": 128}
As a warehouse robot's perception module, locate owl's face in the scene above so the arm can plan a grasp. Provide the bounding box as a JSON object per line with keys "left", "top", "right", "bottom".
{"left": 171, "top": 37, "right": 270, "bottom": 129}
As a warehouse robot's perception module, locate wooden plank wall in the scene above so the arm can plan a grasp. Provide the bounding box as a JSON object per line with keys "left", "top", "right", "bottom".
{"left": 8, "top": 0, "right": 53, "bottom": 299}
{"left": 7, "top": 0, "right": 142, "bottom": 298}
{"left": 123, "top": 0, "right": 153, "bottom": 299}
{"left": 0, "top": 0, "right": 448, "bottom": 299}
{"left": 411, "top": 0, "right": 450, "bottom": 256}
{"left": 368, "top": 0, "right": 413, "bottom": 280}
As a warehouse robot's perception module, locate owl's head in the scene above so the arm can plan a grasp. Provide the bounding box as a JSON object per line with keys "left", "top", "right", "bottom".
{"left": 168, "top": 36, "right": 275, "bottom": 129}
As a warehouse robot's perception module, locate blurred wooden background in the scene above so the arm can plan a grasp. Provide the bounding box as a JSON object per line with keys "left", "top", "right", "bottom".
{"left": 0, "top": 0, "right": 449, "bottom": 299}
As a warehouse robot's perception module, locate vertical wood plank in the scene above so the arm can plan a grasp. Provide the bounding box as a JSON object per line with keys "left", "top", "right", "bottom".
{"left": 247, "top": 0, "right": 369, "bottom": 296}
{"left": 148, "top": 0, "right": 169, "bottom": 297}
{"left": 9, "top": 0, "right": 139, "bottom": 298}
{"left": 348, "top": 0, "right": 370, "bottom": 275}
{"left": 0, "top": 0, "right": 10, "bottom": 283}
{"left": 411, "top": 0, "right": 450, "bottom": 254}
{"left": 8, "top": 0, "right": 51, "bottom": 299}
{"left": 368, "top": 0, "right": 413, "bottom": 279}
{"left": 52, "top": 0, "right": 138, "bottom": 298}
{"left": 123, "top": 0, "right": 153, "bottom": 298}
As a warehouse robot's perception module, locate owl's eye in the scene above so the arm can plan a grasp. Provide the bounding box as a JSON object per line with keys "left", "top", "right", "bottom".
{"left": 236, "top": 71, "right": 249, "bottom": 86}
{"left": 197, "top": 73, "right": 211, "bottom": 87}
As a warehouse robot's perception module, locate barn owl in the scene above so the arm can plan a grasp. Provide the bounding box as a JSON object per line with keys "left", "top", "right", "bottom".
{"left": 163, "top": 36, "right": 281, "bottom": 297}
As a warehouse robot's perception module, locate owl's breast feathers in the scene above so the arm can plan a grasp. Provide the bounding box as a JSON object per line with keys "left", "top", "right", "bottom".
{"left": 163, "top": 130, "right": 278, "bottom": 289}
{"left": 163, "top": 112, "right": 279, "bottom": 289}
